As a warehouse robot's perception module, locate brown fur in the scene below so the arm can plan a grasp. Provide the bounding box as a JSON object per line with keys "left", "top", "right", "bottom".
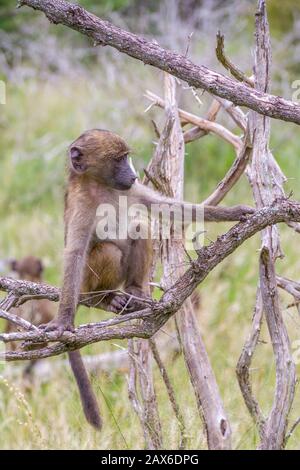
{"left": 10, "top": 256, "right": 44, "bottom": 282}
{"left": 6, "top": 257, "right": 54, "bottom": 378}
{"left": 42, "top": 129, "right": 254, "bottom": 430}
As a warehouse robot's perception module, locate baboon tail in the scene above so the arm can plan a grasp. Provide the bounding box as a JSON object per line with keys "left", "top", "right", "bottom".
{"left": 68, "top": 350, "right": 102, "bottom": 430}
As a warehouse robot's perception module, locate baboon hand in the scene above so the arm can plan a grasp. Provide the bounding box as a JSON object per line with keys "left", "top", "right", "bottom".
{"left": 108, "top": 289, "right": 149, "bottom": 314}
{"left": 107, "top": 293, "right": 129, "bottom": 313}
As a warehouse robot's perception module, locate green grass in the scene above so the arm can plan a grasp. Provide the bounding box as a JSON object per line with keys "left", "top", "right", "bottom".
{"left": 1, "top": 75, "right": 300, "bottom": 450}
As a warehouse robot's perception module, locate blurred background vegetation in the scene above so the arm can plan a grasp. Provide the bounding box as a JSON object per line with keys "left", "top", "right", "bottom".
{"left": 1, "top": 0, "right": 300, "bottom": 450}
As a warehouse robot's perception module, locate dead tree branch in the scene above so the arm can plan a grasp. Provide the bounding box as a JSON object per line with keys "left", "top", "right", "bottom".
{"left": 277, "top": 276, "right": 300, "bottom": 312}
{"left": 216, "top": 31, "right": 254, "bottom": 87}
{"left": 237, "top": 0, "right": 295, "bottom": 449}
{"left": 258, "top": 247, "right": 296, "bottom": 450}
{"left": 146, "top": 88, "right": 251, "bottom": 207}
{"left": 145, "top": 90, "right": 242, "bottom": 151}
{"left": 183, "top": 99, "right": 221, "bottom": 143}
{"left": 146, "top": 73, "right": 233, "bottom": 449}
{"left": 236, "top": 288, "right": 266, "bottom": 439}
{"left": 128, "top": 338, "right": 163, "bottom": 450}
{"left": 149, "top": 339, "right": 187, "bottom": 449}
{"left": 202, "top": 130, "right": 252, "bottom": 206}
{"left": 215, "top": 98, "right": 247, "bottom": 131}
{"left": 19, "top": 0, "right": 300, "bottom": 125}
{"left": 2, "top": 200, "right": 300, "bottom": 362}
{"left": 284, "top": 417, "right": 300, "bottom": 446}
{"left": 0, "top": 307, "right": 39, "bottom": 332}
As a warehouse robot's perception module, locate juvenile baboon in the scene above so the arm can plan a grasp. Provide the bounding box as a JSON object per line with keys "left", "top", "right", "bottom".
{"left": 6, "top": 256, "right": 54, "bottom": 375}
{"left": 42, "top": 129, "right": 254, "bottom": 429}
{"left": 6, "top": 256, "right": 54, "bottom": 333}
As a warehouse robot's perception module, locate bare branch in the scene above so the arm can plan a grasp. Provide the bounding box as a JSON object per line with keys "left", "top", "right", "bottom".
{"left": 277, "top": 276, "right": 300, "bottom": 300}
{"left": 149, "top": 339, "right": 187, "bottom": 449}
{"left": 0, "top": 278, "right": 152, "bottom": 312}
{"left": 0, "top": 308, "right": 39, "bottom": 332}
{"left": 149, "top": 73, "right": 232, "bottom": 450}
{"left": 2, "top": 200, "right": 300, "bottom": 362}
{"left": 127, "top": 339, "right": 162, "bottom": 449}
{"left": 19, "top": 0, "right": 300, "bottom": 125}
{"left": 145, "top": 90, "right": 242, "bottom": 150}
{"left": 183, "top": 99, "right": 221, "bottom": 143}
{"left": 128, "top": 340, "right": 144, "bottom": 423}
{"left": 258, "top": 247, "right": 296, "bottom": 450}
{"left": 202, "top": 129, "right": 252, "bottom": 206}
{"left": 215, "top": 97, "right": 247, "bottom": 131}
{"left": 277, "top": 275, "right": 300, "bottom": 312}
{"left": 284, "top": 417, "right": 300, "bottom": 446}
{"left": 236, "top": 288, "right": 266, "bottom": 439}
{"left": 216, "top": 31, "right": 254, "bottom": 87}
{"left": 244, "top": 1, "right": 295, "bottom": 450}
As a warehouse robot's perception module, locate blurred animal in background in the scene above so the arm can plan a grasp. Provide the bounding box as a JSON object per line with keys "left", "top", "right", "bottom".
{"left": 5, "top": 256, "right": 54, "bottom": 376}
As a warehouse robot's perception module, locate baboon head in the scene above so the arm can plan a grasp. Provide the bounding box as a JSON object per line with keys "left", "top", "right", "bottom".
{"left": 10, "top": 256, "right": 44, "bottom": 282}
{"left": 68, "top": 129, "right": 137, "bottom": 190}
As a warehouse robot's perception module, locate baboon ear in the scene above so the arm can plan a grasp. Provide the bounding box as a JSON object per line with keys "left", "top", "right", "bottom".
{"left": 9, "top": 259, "right": 18, "bottom": 271}
{"left": 69, "top": 146, "right": 88, "bottom": 173}
{"left": 37, "top": 259, "right": 44, "bottom": 275}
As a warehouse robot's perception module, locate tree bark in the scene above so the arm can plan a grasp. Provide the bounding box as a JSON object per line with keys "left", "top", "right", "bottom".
{"left": 19, "top": 0, "right": 300, "bottom": 125}
{"left": 2, "top": 199, "right": 300, "bottom": 362}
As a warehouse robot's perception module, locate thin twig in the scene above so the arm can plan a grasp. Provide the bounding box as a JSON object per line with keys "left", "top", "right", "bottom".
{"left": 202, "top": 128, "right": 252, "bottom": 206}
{"left": 149, "top": 339, "right": 187, "bottom": 449}
{"left": 284, "top": 417, "right": 300, "bottom": 446}
{"left": 236, "top": 288, "right": 266, "bottom": 439}
{"left": 0, "top": 308, "right": 39, "bottom": 332}
{"left": 145, "top": 90, "right": 242, "bottom": 151}
{"left": 183, "top": 99, "right": 221, "bottom": 143}
{"left": 216, "top": 31, "right": 254, "bottom": 87}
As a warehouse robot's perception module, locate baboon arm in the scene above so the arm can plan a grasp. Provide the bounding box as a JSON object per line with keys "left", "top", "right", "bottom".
{"left": 203, "top": 204, "right": 255, "bottom": 221}
{"left": 133, "top": 182, "right": 254, "bottom": 222}
{"left": 57, "top": 202, "right": 97, "bottom": 328}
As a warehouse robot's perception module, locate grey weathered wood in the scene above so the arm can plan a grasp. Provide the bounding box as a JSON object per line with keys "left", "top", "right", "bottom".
{"left": 127, "top": 339, "right": 162, "bottom": 450}
{"left": 259, "top": 247, "right": 296, "bottom": 450}
{"left": 19, "top": 0, "right": 300, "bottom": 125}
{"left": 2, "top": 199, "right": 300, "bottom": 361}
{"left": 246, "top": 0, "right": 296, "bottom": 449}
{"left": 147, "top": 73, "right": 233, "bottom": 449}
{"left": 236, "top": 288, "right": 266, "bottom": 439}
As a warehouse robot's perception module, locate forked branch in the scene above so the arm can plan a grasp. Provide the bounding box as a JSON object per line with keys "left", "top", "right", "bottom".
{"left": 1, "top": 199, "right": 300, "bottom": 361}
